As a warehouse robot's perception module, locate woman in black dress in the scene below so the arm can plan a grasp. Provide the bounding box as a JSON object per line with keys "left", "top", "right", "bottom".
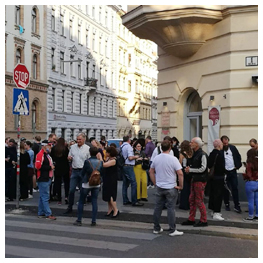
{"left": 99, "top": 146, "right": 119, "bottom": 218}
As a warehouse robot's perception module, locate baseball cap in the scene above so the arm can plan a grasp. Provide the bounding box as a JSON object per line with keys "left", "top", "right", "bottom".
{"left": 21, "top": 137, "right": 26, "bottom": 141}
{"left": 41, "top": 140, "right": 52, "bottom": 146}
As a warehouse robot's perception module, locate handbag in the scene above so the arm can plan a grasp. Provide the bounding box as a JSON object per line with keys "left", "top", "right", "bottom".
{"left": 142, "top": 158, "right": 150, "bottom": 170}
{"left": 208, "top": 154, "right": 218, "bottom": 179}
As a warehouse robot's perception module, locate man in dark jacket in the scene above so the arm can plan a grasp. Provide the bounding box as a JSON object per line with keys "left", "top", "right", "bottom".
{"left": 220, "top": 135, "right": 242, "bottom": 213}
{"left": 181, "top": 137, "right": 208, "bottom": 227}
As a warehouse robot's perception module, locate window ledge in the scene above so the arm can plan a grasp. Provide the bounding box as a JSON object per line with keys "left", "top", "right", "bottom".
{"left": 61, "top": 73, "right": 66, "bottom": 76}
{"left": 60, "top": 35, "right": 66, "bottom": 38}
{"left": 31, "top": 32, "right": 40, "bottom": 39}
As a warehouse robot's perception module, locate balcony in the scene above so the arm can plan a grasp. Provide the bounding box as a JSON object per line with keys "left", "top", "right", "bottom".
{"left": 84, "top": 77, "right": 98, "bottom": 90}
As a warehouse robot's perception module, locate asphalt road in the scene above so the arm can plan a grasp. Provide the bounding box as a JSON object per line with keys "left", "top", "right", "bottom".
{"left": 5, "top": 213, "right": 258, "bottom": 258}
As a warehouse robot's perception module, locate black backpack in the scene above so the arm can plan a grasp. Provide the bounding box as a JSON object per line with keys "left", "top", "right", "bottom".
{"left": 116, "top": 145, "right": 128, "bottom": 169}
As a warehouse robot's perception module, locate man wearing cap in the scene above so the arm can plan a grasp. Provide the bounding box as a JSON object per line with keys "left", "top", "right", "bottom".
{"left": 64, "top": 133, "right": 90, "bottom": 214}
{"left": 35, "top": 140, "right": 56, "bottom": 220}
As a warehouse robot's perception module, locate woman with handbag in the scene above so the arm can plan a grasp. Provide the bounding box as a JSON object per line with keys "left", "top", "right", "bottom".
{"left": 208, "top": 139, "right": 225, "bottom": 220}
{"left": 133, "top": 141, "right": 148, "bottom": 201}
{"left": 243, "top": 148, "right": 258, "bottom": 222}
{"left": 178, "top": 140, "right": 193, "bottom": 210}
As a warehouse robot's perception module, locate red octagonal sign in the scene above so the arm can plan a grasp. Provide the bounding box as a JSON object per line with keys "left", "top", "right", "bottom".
{"left": 13, "top": 63, "right": 30, "bottom": 89}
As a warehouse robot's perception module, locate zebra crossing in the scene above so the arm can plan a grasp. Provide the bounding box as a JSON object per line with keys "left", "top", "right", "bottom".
{"left": 5, "top": 214, "right": 159, "bottom": 258}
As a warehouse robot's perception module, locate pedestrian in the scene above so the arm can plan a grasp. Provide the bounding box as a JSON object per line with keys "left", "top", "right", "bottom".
{"left": 73, "top": 147, "right": 103, "bottom": 226}
{"left": 220, "top": 135, "right": 242, "bottom": 213}
{"left": 64, "top": 133, "right": 90, "bottom": 214}
{"left": 208, "top": 139, "right": 225, "bottom": 220}
{"left": 50, "top": 137, "right": 70, "bottom": 205}
{"left": 149, "top": 140, "right": 184, "bottom": 236}
{"left": 181, "top": 137, "right": 209, "bottom": 227}
{"left": 133, "top": 141, "right": 148, "bottom": 201}
{"left": 32, "top": 135, "right": 41, "bottom": 191}
{"left": 249, "top": 138, "right": 258, "bottom": 151}
{"left": 48, "top": 133, "right": 57, "bottom": 146}
{"left": 144, "top": 135, "right": 155, "bottom": 189}
{"left": 25, "top": 141, "right": 35, "bottom": 198}
{"left": 171, "top": 137, "right": 180, "bottom": 159}
{"left": 150, "top": 136, "right": 174, "bottom": 162}
{"left": 19, "top": 142, "right": 30, "bottom": 200}
{"left": 98, "top": 146, "right": 119, "bottom": 217}
{"left": 242, "top": 148, "right": 258, "bottom": 222}
{"left": 35, "top": 140, "right": 56, "bottom": 220}
{"left": 90, "top": 138, "right": 104, "bottom": 160}
{"left": 122, "top": 136, "right": 144, "bottom": 206}
{"left": 178, "top": 140, "right": 193, "bottom": 210}
{"left": 5, "top": 138, "right": 17, "bottom": 201}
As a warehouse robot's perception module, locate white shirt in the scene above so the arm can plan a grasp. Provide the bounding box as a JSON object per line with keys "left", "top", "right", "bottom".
{"left": 151, "top": 153, "right": 182, "bottom": 189}
{"left": 121, "top": 142, "right": 135, "bottom": 165}
{"left": 150, "top": 146, "right": 174, "bottom": 162}
{"left": 224, "top": 148, "right": 235, "bottom": 171}
{"left": 68, "top": 144, "right": 90, "bottom": 169}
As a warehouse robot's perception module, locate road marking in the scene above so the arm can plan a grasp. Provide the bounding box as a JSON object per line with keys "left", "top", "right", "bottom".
{"left": 6, "top": 231, "right": 137, "bottom": 252}
{"left": 5, "top": 245, "right": 102, "bottom": 258}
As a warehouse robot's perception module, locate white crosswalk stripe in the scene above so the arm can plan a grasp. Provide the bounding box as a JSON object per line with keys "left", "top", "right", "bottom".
{"left": 5, "top": 214, "right": 158, "bottom": 258}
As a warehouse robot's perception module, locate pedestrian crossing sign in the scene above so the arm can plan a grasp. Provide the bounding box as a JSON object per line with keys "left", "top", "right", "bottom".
{"left": 13, "top": 88, "right": 29, "bottom": 115}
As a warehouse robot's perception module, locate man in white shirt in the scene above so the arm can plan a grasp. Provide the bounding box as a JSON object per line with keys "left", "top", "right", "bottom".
{"left": 64, "top": 133, "right": 90, "bottom": 214}
{"left": 150, "top": 140, "right": 184, "bottom": 236}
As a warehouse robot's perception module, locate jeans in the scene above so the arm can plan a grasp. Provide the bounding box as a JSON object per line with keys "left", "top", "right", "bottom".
{"left": 224, "top": 170, "right": 240, "bottom": 208}
{"left": 153, "top": 187, "right": 177, "bottom": 232}
{"left": 77, "top": 187, "right": 100, "bottom": 223}
{"left": 38, "top": 179, "right": 52, "bottom": 216}
{"left": 122, "top": 166, "right": 137, "bottom": 204}
{"left": 189, "top": 181, "right": 207, "bottom": 222}
{"left": 245, "top": 181, "right": 258, "bottom": 218}
{"left": 68, "top": 169, "right": 82, "bottom": 209}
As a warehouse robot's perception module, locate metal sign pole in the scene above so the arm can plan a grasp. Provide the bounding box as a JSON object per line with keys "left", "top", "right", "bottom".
{"left": 16, "top": 113, "right": 21, "bottom": 209}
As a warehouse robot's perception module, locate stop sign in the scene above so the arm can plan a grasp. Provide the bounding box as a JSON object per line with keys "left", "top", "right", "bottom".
{"left": 13, "top": 63, "right": 30, "bottom": 89}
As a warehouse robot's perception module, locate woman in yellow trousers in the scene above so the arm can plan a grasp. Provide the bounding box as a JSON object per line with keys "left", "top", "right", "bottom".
{"left": 133, "top": 142, "right": 148, "bottom": 201}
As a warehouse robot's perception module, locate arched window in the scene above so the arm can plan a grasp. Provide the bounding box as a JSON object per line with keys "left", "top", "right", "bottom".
{"left": 16, "top": 49, "right": 21, "bottom": 64}
{"left": 33, "top": 54, "right": 37, "bottom": 79}
{"left": 32, "top": 100, "right": 39, "bottom": 131}
{"left": 32, "top": 8, "right": 37, "bottom": 33}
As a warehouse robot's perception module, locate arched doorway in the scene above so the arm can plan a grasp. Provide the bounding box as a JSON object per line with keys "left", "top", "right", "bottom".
{"left": 184, "top": 90, "right": 202, "bottom": 141}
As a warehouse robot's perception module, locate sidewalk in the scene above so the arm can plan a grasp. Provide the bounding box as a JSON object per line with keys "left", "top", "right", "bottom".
{"left": 5, "top": 181, "right": 258, "bottom": 240}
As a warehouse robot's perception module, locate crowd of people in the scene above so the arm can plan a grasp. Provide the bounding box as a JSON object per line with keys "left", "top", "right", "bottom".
{"left": 5, "top": 133, "right": 258, "bottom": 234}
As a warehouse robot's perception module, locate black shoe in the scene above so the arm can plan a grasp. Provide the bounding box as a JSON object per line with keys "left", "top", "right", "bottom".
{"left": 105, "top": 210, "right": 114, "bottom": 217}
{"left": 111, "top": 210, "right": 120, "bottom": 218}
{"left": 91, "top": 222, "right": 96, "bottom": 226}
{"left": 181, "top": 220, "right": 196, "bottom": 226}
{"left": 63, "top": 208, "right": 72, "bottom": 214}
{"left": 225, "top": 204, "right": 230, "bottom": 211}
{"left": 193, "top": 221, "right": 208, "bottom": 227}
{"left": 234, "top": 206, "right": 242, "bottom": 213}
{"left": 141, "top": 198, "right": 148, "bottom": 202}
{"left": 132, "top": 202, "right": 144, "bottom": 207}
{"left": 65, "top": 199, "right": 69, "bottom": 205}
{"left": 123, "top": 201, "right": 132, "bottom": 205}
{"left": 73, "top": 220, "right": 82, "bottom": 226}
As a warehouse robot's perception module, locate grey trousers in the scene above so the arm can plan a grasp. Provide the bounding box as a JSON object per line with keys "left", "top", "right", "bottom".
{"left": 153, "top": 186, "right": 178, "bottom": 232}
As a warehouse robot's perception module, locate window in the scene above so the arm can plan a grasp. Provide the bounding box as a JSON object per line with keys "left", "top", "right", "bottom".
{"left": 60, "top": 14, "right": 64, "bottom": 35}
{"left": 60, "top": 52, "right": 64, "bottom": 73}
{"left": 86, "top": 31, "right": 89, "bottom": 48}
{"left": 105, "top": 69, "right": 108, "bottom": 88}
{"left": 51, "top": 9, "right": 55, "bottom": 31}
{"left": 61, "top": 90, "right": 64, "bottom": 112}
{"left": 128, "top": 80, "right": 131, "bottom": 93}
{"left": 99, "top": 39, "right": 102, "bottom": 55}
{"left": 78, "top": 25, "right": 81, "bottom": 44}
{"left": 92, "top": 64, "right": 95, "bottom": 78}
{"left": 51, "top": 48, "right": 55, "bottom": 68}
{"left": 92, "top": 6, "right": 95, "bottom": 17}
{"left": 99, "top": 67, "right": 102, "bottom": 86}
{"left": 16, "top": 49, "right": 21, "bottom": 64}
{"left": 136, "top": 80, "right": 139, "bottom": 93}
{"left": 32, "top": 8, "right": 37, "bottom": 33}
{"left": 105, "top": 12, "right": 108, "bottom": 27}
{"left": 99, "top": 10, "right": 101, "bottom": 22}
{"left": 52, "top": 88, "right": 55, "bottom": 110}
{"left": 79, "top": 94, "right": 82, "bottom": 114}
{"left": 69, "top": 20, "right": 73, "bottom": 40}
{"left": 32, "top": 101, "right": 37, "bottom": 130}
{"left": 15, "top": 5, "right": 20, "bottom": 25}
{"left": 92, "top": 36, "right": 95, "bottom": 50}
{"left": 86, "top": 95, "right": 89, "bottom": 115}
{"left": 105, "top": 40, "right": 108, "bottom": 57}
{"left": 70, "top": 55, "right": 74, "bottom": 76}
{"left": 101, "top": 98, "right": 103, "bottom": 116}
{"left": 33, "top": 54, "right": 37, "bottom": 79}
{"left": 86, "top": 62, "right": 89, "bottom": 79}
{"left": 111, "top": 72, "right": 114, "bottom": 89}
{"left": 71, "top": 92, "right": 74, "bottom": 113}
{"left": 128, "top": 54, "right": 131, "bottom": 66}
{"left": 61, "top": 128, "right": 66, "bottom": 139}
{"left": 78, "top": 60, "right": 81, "bottom": 79}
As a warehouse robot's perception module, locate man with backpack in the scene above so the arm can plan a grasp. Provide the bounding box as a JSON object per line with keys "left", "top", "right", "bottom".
{"left": 32, "top": 136, "right": 42, "bottom": 191}
{"left": 121, "top": 136, "right": 144, "bottom": 206}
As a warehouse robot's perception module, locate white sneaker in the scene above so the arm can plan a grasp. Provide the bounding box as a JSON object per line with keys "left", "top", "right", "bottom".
{"left": 213, "top": 213, "right": 224, "bottom": 221}
{"left": 28, "top": 194, "right": 33, "bottom": 199}
{"left": 169, "top": 230, "right": 184, "bottom": 236}
{"left": 153, "top": 228, "right": 163, "bottom": 234}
